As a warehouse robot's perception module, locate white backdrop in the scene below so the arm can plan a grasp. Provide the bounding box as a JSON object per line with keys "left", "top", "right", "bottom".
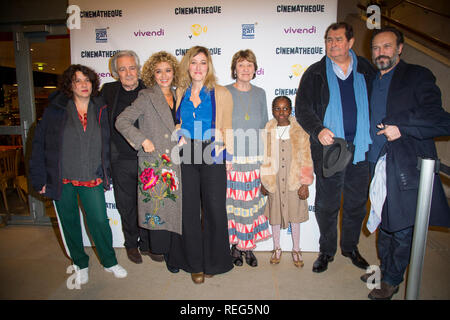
{"left": 68, "top": 0, "right": 337, "bottom": 252}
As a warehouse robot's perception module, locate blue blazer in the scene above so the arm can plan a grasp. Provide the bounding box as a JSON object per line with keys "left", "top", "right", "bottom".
{"left": 379, "top": 60, "right": 450, "bottom": 232}
{"left": 29, "top": 92, "right": 111, "bottom": 200}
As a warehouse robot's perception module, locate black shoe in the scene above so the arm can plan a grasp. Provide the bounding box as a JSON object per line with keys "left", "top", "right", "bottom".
{"left": 312, "top": 253, "right": 334, "bottom": 273}
{"left": 244, "top": 250, "right": 258, "bottom": 267}
{"left": 342, "top": 249, "right": 370, "bottom": 269}
{"left": 164, "top": 254, "right": 179, "bottom": 273}
{"left": 166, "top": 264, "right": 179, "bottom": 273}
{"left": 231, "top": 244, "right": 243, "bottom": 267}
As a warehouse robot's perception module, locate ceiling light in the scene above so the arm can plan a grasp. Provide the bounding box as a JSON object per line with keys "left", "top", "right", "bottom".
{"left": 34, "top": 62, "right": 47, "bottom": 71}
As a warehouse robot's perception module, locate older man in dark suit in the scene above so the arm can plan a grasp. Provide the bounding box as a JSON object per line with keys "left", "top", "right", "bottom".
{"left": 366, "top": 26, "right": 450, "bottom": 300}
{"left": 295, "top": 22, "right": 375, "bottom": 274}
{"left": 101, "top": 50, "right": 163, "bottom": 264}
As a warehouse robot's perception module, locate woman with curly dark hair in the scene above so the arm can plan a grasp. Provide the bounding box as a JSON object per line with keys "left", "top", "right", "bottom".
{"left": 29, "top": 64, "right": 127, "bottom": 286}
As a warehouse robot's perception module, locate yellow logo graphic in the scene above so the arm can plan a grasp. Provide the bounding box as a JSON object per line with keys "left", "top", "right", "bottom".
{"left": 191, "top": 24, "right": 207, "bottom": 36}
{"left": 291, "top": 64, "right": 307, "bottom": 77}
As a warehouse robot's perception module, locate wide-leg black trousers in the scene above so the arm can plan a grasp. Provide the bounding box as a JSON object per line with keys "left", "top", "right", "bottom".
{"left": 168, "top": 141, "right": 233, "bottom": 275}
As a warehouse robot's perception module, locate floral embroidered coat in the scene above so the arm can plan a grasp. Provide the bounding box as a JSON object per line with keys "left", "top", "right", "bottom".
{"left": 115, "top": 84, "right": 182, "bottom": 235}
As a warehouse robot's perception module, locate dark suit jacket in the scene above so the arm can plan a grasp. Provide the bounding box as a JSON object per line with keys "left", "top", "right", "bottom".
{"left": 100, "top": 79, "right": 145, "bottom": 160}
{"left": 380, "top": 60, "right": 450, "bottom": 232}
{"left": 295, "top": 55, "right": 376, "bottom": 167}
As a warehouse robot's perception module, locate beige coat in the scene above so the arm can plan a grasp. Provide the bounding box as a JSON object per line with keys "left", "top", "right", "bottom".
{"left": 115, "top": 84, "right": 182, "bottom": 235}
{"left": 260, "top": 116, "right": 313, "bottom": 228}
{"left": 175, "top": 85, "right": 234, "bottom": 156}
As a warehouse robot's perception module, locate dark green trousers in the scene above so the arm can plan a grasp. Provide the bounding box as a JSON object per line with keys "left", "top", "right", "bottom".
{"left": 54, "top": 183, "right": 117, "bottom": 269}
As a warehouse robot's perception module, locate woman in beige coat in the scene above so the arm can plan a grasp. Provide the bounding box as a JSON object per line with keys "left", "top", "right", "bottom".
{"left": 115, "top": 51, "right": 182, "bottom": 261}
{"left": 261, "top": 96, "right": 313, "bottom": 268}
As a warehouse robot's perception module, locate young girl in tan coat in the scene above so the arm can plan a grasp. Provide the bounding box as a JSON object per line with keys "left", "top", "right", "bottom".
{"left": 261, "top": 96, "right": 314, "bottom": 268}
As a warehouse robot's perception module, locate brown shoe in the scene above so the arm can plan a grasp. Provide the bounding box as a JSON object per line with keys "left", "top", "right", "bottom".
{"left": 270, "top": 248, "right": 282, "bottom": 264}
{"left": 140, "top": 250, "right": 164, "bottom": 262}
{"left": 291, "top": 250, "right": 304, "bottom": 268}
{"left": 191, "top": 272, "right": 205, "bottom": 284}
{"left": 126, "top": 248, "right": 143, "bottom": 264}
{"left": 204, "top": 274, "right": 214, "bottom": 278}
{"left": 368, "top": 281, "right": 399, "bottom": 300}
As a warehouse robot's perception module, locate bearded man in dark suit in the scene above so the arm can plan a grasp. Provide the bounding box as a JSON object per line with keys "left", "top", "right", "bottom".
{"left": 366, "top": 26, "right": 450, "bottom": 300}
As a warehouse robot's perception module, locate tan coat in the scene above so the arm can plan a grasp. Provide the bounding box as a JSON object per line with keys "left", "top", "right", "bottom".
{"left": 175, "top": 85, "right": 234, "bottom": 156}
{"left": 260, "top": 116, "right": 313, "bottom": 228}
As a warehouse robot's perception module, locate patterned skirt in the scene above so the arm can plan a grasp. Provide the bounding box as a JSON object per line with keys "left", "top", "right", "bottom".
{"left": 226, "top": 162, "right": 271, "bottom": 250}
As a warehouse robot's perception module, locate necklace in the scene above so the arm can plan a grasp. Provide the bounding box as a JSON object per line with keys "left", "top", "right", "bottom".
{"left": 277, "top": 125, "right": 289, "bottom": 139}
{"left": 236, "top": 86, "right": 252, "bottom": 120}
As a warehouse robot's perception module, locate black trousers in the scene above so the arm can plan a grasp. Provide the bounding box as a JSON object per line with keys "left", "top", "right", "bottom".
{"left": 111, "top": 159, "right": 150, "bottom": 251}
{"left": 314, "top": 146, "right": 370, "bottom": 256}
{"left": 168, "top": 142, "right": 233, "bottom": 274}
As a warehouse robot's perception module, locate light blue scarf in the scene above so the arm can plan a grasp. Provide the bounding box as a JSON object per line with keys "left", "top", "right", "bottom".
{"left": 323, "top": 49, "right": 372, "bottom": 164}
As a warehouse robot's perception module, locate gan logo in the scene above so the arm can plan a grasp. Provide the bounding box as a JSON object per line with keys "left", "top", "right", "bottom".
{"left": 189, "top": 24, "right": 207, "bottom": 38}
{"left": 96, "top": 28, "right": 108, "bottom": 43}
{"left": 242, "top": 24, "right": 255, "bottom": 39}
{"left": 289, "top": 64, "right": 307, "bottom": 79}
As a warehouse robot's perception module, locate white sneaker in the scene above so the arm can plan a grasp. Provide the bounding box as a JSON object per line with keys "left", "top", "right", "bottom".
{"left": 104, "top": 264, "right": 127, "bottom": 278}
{"left": 73, "top": 265, "right": 89, "bottom": 285}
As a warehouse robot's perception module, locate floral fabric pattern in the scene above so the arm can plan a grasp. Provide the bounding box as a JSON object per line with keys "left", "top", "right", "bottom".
{"left": 138, "top": 154, "right": 179, "bottom": 227}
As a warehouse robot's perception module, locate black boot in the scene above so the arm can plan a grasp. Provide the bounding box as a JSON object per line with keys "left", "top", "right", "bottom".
{"left": 230, "top": 244, "right": 243, "bottom": 266}
{"left": 244, "top": 250, "right": 258, "bottom": 267}
{"left": 164, "top": 254, "right": 179, "bottom": 273}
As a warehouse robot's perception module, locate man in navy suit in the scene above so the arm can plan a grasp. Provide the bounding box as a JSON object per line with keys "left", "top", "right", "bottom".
{"left": 366, "top": 26, "right": 450, "bottom": 300}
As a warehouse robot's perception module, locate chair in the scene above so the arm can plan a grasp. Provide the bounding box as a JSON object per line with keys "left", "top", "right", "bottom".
{"left": 0, "top": 148, "right": 26, "bottom": 224}
{"left": 14, "top": 148, "right": 28, "bottom": 203}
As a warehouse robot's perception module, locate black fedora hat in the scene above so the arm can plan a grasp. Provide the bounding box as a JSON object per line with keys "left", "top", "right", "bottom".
{"left": 322, "top": 138, "right": 352, "bottom": 178}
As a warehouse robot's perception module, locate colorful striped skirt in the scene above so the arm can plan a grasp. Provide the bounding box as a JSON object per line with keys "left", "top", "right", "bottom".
{"left": 226, "top": 162, "right": 271, "bottom": 250}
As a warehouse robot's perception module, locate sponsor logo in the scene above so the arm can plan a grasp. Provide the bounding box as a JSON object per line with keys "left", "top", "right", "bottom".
{"left": 283, "top": 26, "right": 317, "bottom": 35}
{"left": 276, "top": 4, "right": 325, "bottom": 13}
{"left": 174, "top": 6, "right": 222, "bottom": 15}
{"left": 276, "top": 47, "right": 323, "bottom": 55}
{"left": 174, "top": 48, "right": 222, "bottom": 56}
{"left": 95, "top": 28, "right": 107, "bottom": 43}
{"left": 105, "top": 202, "right": 116, "bottom": 209}
{"left": 274, "top": 88, "right": 298, "bottom": 96}
{"left": 134, "top": 28, "right": 165, "bottom": 37}
{"left": 80, "top": 50, "right": 120, "bottom": 58}
{"left": 80, "top": 9, "right": 123, "bottom": 18}
{"left": 256, "top": 68, "right": 264, "bottom": 76}
{"left": 190, "top": 24, "right": 207, "bottom": 38}
{"left": 242, "top": 24, "right": 255, "bottom": 39}
{"left": 289, "top": 64, "right": 307, "bottom": 79}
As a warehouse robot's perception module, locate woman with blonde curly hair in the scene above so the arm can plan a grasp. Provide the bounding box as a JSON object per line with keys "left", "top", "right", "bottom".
{"left": 116, "top": 51, "right": 182, "bottom": 271}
